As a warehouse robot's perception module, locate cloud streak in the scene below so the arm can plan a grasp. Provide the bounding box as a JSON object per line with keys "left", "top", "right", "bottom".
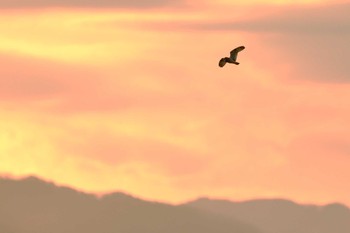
{"left": 0, "top": 0, "right": 185, "bottom": 9}
{"left": 200, "top": 3, "right": 350, "bottom": 34}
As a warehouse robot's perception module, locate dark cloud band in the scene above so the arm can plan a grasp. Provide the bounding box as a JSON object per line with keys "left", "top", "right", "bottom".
{"left": 193, "top": 3, "right": 350, "bottom": 34}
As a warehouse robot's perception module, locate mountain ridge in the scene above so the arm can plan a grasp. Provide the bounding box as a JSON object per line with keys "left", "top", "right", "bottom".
{"left": 1, "top": 176, "right": 349, "bottom": 233}
{"left": 185, "top": 197, "right": 350, "bottom": 233}
{"left": 0, "top": 176, "right": 262, "bottom": 233}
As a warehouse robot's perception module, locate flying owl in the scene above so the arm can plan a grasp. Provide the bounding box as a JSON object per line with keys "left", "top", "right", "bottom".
{"left": 219, "top": 46, "right": 245, "bottom": 67}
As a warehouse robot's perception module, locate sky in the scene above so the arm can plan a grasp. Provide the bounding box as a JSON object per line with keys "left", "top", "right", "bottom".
{"left": 1, "top": 0, "right": 350, "bottom": 207}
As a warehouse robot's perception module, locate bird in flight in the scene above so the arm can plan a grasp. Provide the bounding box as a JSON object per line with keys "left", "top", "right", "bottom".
{"left": 218, "top": 46, "right": 245, "bottom": 67}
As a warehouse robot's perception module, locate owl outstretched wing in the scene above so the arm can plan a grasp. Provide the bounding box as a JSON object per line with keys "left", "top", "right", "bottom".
{"left": 230, "top": 46, "right": 245, "bottom": 61}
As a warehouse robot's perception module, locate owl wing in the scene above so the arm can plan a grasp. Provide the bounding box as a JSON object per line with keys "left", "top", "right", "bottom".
{"left": 230, "top": 46, "right": 245, "bottom": 61}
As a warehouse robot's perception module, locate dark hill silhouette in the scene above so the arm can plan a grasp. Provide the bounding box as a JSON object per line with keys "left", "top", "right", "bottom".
{"left": 0, "top": 176, "right": 261, "bottom": 233}
{"left": 186, "top": 197, "right": 350, "bottom": 233}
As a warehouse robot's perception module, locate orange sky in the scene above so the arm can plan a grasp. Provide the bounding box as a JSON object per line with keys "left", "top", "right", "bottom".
{"left": 1, "top": 0, "right": 350, "bottom": 207}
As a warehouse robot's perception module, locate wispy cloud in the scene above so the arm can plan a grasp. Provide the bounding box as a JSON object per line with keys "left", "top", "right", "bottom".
{"left": 199, "top": 3, "right": 350, "bottom": 33}
{"left": 0, "top": 0, "right": 185, "bottom": 9}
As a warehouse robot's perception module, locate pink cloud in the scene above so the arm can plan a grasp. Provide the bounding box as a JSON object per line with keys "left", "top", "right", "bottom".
{"left": 57, "top": 128, "right": 208, "bottom": 176}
